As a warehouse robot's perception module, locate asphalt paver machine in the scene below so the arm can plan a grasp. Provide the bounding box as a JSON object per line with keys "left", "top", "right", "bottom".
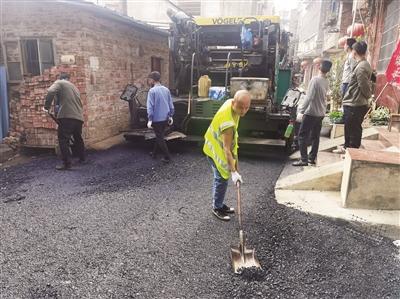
{"left": 168, "top": 11, "right": 297, "bottom": 154}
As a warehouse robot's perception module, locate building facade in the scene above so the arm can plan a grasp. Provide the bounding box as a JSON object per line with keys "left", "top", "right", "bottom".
{"left": 294, "top": 0, "right": 399, "bottom": 112}
{"left": 363, "top": 0, "right": 400, "bottom": 113}
{"left": 0, "top": 0, "right": 169, "bottom": 147}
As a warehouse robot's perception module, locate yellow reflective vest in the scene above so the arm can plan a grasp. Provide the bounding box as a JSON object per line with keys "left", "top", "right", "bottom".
{"left": 203, "top": 99, "right": 239, "bottom": 179}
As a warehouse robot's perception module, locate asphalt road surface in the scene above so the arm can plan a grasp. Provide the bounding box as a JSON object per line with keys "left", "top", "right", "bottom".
{"left": 1, "top": 143, "right": 399, "bottom": 298}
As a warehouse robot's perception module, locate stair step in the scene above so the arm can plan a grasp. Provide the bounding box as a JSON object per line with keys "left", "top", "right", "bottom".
{"left": 361, "top": 139, "right": 387, "bottom": 151}
{"left": 378, "top": 127, "right": 400, "bottom": 148}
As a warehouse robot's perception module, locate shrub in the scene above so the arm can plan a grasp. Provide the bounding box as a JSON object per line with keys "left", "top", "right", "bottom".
{"left": 370, "top": 106, "right": 390, "bottom": 125}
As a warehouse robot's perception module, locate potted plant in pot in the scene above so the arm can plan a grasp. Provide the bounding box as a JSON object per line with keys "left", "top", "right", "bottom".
{"left": 329, "top": 110, "right": 344, "bottom": 124}
{"left": 370, "top": 106, "right": 390, "bottom": 126}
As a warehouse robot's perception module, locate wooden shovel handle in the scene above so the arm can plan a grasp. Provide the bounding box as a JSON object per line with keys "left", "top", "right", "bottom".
{"left": 236, "top": 181, "right": 242, "bottom": 230}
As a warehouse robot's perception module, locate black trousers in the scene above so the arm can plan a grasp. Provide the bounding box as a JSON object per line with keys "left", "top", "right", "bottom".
{"left": 343, "top": 105, "right": 368, "bottom": 149}
{"left": 152, "top": 120, "right": 171, "bottom": 160}
{"left": 58, "top": 118, "right": 85, "bottom": 165}
{"left": 298, "top": 115, "right": 323, "bottom": 162}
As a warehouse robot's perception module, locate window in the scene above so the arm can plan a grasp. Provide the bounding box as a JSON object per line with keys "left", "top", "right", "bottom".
{"left": 4, "top": 41, "right": 22, "bottom": 81}
{"left": 2, "top": 38, "right": 55, "bottom": 81}
{"left": 151, "top": 57, "right": 162, "bottom": 73}
{"left": 21, "top": 39, "right": 54, "bottom": 76}
{"left": 377, "top": 0, "right": 400, "bottom": 72}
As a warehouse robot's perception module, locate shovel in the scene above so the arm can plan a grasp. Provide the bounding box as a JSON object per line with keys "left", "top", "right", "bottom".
{"left": 230, "top": 182, "right": 261, "bottom": 274}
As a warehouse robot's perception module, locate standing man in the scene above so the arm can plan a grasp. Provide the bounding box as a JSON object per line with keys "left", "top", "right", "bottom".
{"left": 293, "top": 60, "right": 332, "bottom": 166}
{"left": 204, "top": 90, "right": 251, "bottom": 221}
{"left": 146, "top": 71, "right": 174, "bottom": 163}
{"left": 44, "top": 73, "right": 85, "bottom": 170}
{"left": 338, "top": 41, "right": 372, "bottom": 152}
{"left": 341, "top": 38, "right": 357, "bottom": 97}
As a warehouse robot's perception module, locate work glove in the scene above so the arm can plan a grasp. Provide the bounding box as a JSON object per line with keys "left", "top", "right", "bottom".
{"left": 231, "top": 171, "right": 243, "bottom": 185}
{"left": 42, "top": 107, "right": 49, "bottom": 113}
{"left": 296, "top": 113, "right": 304, "bottom": 123}
{"left": 168, "top": 117, "right": 173, "bottom": 126}
{"left": 147, "top": 121, "right": 152, "bottom": 129}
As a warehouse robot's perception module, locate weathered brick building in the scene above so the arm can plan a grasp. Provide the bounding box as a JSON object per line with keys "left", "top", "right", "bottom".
{"left": 0, "top": 0, "right": 169, "bottom": 147}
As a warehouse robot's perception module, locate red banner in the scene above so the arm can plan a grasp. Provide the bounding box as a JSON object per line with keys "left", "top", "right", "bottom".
{"left": 385, "top": 39, "right": 400, "bottom": 86}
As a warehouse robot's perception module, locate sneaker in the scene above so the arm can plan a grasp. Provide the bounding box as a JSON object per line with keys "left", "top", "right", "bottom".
{"left": 332, "top": 147, "right": 346, "bottom": 154}
{"left": 78, "top": 158, "right": 89, "bottom": 165}
{"left": 308, "top": 159, "right": 316, "bottom": 166}
{"left": 212, "top": 209, "right": 231, "bottom": 221}
{"left": 292, "top": 160, "right": 308, "bottom": 167}
{"left": 222, "top": 204, "right": 235, "bottom": 214}
{"left": 161, "top": 157, "right": 171, "bottom": 164}
{"left": 56, "top": 163, "right": 72, "bottom": 171}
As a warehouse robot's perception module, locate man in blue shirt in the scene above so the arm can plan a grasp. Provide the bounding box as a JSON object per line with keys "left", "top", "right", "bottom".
{"left": 146, "top": 71, "right": 174, "bottom": 163}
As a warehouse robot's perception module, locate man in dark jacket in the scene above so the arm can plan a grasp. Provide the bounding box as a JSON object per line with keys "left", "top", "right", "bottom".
{"left": 44, "top": 73, "right": 85, "bottom": 170}
{"left": 334, "top": 41, "right": 372, "bottom": 153}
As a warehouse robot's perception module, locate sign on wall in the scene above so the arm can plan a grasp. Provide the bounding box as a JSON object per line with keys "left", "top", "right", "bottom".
{"left": 386, "top": 40, "right": 400, "bottom": 86}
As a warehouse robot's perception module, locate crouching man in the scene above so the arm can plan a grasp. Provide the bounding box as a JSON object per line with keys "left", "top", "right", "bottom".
{"left": 203, "top": 90, "right": 251, "bottom": 221}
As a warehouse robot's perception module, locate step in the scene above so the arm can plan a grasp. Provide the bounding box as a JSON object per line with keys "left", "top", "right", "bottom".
{"left": 341, "top": 148, "right": 400, "bottom": 210}
{"left": 275, "top": 189, "right": 400, "bottom": 228}
{"left": 361, "top": 139, "right": 387, "bottom": 151}
{"left": 378, "top": 127, "right": 400, "bottom": 148}
{"left": 276, "top": 161, "right": 344, "bottom": 191}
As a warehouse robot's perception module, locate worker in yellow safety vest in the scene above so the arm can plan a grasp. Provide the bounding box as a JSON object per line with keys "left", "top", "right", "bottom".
{"left": 203, "top": 90, "right": 251, "bottom": 221}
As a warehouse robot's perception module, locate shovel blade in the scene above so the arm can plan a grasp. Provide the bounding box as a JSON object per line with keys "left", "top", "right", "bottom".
{"left": 230, "top": 246, "right": 261, "bottom": 274}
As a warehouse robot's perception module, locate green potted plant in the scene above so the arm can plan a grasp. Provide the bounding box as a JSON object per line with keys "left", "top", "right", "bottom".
{"left": 370, "top": 106, "right": 390, "bottom": 126}
{"left": 329, "top": 110, "right": 344, "bottom": 124}
{"left": 327, "top": 53, "right": 346, "bottom": 111}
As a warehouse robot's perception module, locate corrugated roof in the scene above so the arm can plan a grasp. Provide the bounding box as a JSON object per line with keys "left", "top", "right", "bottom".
{"left": 57, "top": 0, "right": 169, "bottom": 37}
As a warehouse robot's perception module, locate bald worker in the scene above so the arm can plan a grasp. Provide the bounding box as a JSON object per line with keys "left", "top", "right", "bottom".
{"left": 203, "top": 90, "right": 251, "bottom": 221}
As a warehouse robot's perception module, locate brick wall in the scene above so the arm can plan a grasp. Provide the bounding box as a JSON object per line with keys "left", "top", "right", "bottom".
{"left": 11, "top": 64, "right": 87, "bottom": 147}
{"left": 2, "top": 1, "right": 169, "bottom": 146}
{"left": 365, "top": 0, "right": 400, "bottom": 113}
{"left": 339, "top": 1, "right": 353, "bottom": 36}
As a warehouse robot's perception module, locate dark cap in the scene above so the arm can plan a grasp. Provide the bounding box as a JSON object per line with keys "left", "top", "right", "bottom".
{"left": 148, "top": 71, "right": 161, "bottom": 81}
{"left": 59, "top": 72, "right": 70, "bottom": 80}
{"left": 346, "top": 38, "right": 357, "bottom": 49}
{"left": 320, "top": 60, "right": 332, "bottom": 73}
{"left": 353, "top": 41, "right": 368, "bottom": 55}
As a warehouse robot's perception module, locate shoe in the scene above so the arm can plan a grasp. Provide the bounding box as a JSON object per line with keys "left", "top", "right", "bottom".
{"left": 308, "top": 159, "right": 316, "bottom": 166}
{"left": 56, "top": 163, "right": 71, "bottom": 170}
{"left": 161, "top": 157, "right": 170, "bottom": 164}
{"left": 78, "top": 158, "right": 89, "bottom": 165}
{"left": 292, "top": 160, "right": 308, "bottom": 166}
{"left": 222, "top": 204, "right": 235, "bottom": 214}
{"left": 332, "top": 147, "right": 346, "bottom": 154}
{"left": 212, "top": 209, "right": 231, "bottom": 221}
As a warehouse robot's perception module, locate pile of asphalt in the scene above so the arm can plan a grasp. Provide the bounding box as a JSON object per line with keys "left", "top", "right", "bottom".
{"left": 1, "top": 143, "right": 399, "bottom": 298}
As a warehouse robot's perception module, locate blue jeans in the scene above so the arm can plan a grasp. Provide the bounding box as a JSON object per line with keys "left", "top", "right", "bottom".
{"left": 207, "top": 157, "right": 228, "bottom": 209}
